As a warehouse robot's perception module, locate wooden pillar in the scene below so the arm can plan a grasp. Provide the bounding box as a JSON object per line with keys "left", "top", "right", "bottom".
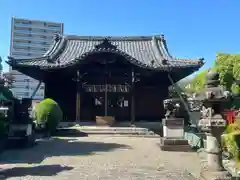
{"left": 104, "top": 78, "right": 108, "bottom": 117}
{"left": 130, "top": 68, "right": 135, "bottom": 125}
{"left": 104, "top": 60, "right": 108, "bottom": 117}
{"left": 75, "top": 70, "right": 81, "bottom": 123}
{"left": 76, "top": 92, "right": 81, "bottom": 122}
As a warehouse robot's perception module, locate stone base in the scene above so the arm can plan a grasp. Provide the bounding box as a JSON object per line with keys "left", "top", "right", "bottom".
{"left": 162, "top": 118, "right": 184, "bottom": 138}
{"left": 159, "top": 137, "right": 192, "bottom": 152}
{"left": 96, "top": 116, "right": 115, "bottom": 126}
{"left": 200, "top": 170, "right": 232, "bottom": 180}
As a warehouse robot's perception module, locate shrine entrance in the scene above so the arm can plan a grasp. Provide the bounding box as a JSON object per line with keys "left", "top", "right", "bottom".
{"left": 73, "top": 51, "right": 136, "bottom": 123}
{"left": 83, "top": 84, "right": 130, "bottom": 121}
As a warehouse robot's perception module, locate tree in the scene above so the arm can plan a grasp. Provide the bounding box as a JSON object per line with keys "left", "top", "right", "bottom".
{"left": 0, "top": 57, "right": 15, "bottom": 99}
{"left": 186, "top": 53, "right": 240, "bottom": 109}
{"left": 0, "top": 57, "right": 3, "bottom": 72}
{"left": 187, "top": 53, "right": 240, "bottom": 95}
{"left": 187, "top": 69, "right": 209, "bottom": 93}
{"left": 215, "top": 53, "right": 240, "bottom": 95}
{"left": 2, "top": 72, "right": 14, "bottom": 89}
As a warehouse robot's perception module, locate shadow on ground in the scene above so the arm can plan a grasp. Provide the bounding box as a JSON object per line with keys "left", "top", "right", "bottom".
{"left": 2, "top": 164, "right": 73, "bottom": 178}
{"left": 55, "top": 128, "right": 89, "bottom": 137}
{"left": 0, "top": 137, "right": 131, "bottom": 164}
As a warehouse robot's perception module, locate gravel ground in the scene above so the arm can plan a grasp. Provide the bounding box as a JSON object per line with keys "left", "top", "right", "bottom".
{"left": 0, "top": 136, "right": 201, "bottom": 180}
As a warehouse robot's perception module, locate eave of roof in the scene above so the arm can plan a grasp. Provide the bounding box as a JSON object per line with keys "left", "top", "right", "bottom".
{"left": 6, "top": 34, "right": 204, "bottom": 71}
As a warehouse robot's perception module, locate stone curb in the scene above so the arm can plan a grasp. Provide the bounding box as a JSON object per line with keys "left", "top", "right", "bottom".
{"left": 59, "top": 127, "right": 153, "bottom": 131}
{"left": 97, "top": 134, "right": 160, "bottom": 138}
{"left": 56, "top": 127, "right": 158, "bottom": 137}
{"left": 56, "top": 131, "right": 160, "bottom": 138}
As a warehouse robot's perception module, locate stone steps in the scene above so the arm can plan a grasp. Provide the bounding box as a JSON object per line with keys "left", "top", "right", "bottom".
{"left": 56, "top": 125, "right": 159, "bottom": 137}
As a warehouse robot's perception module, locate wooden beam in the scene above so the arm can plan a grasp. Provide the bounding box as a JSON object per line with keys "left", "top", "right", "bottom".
{"left": 82, "top": 84, "right": 130, "bottom": 93}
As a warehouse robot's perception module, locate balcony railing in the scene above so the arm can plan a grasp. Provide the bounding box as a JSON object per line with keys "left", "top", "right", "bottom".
{"left": 13, "top": 33, "right": 54, "bottom": 41}
{"left": 14, "top": 23, "right": 62, "bottom": 32}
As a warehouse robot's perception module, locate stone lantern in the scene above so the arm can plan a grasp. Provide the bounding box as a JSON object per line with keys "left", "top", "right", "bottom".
{"left": 195, "top": 70, "right": 232, "bottom": 180}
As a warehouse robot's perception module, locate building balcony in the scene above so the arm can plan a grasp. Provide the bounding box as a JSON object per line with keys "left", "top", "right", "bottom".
{"left": 11, "top": 47, "right": 47, "bottom": 55}
{"left": 13, "top": 32, "right": 54, "bottom": 41}
{"left": 14, "top": 23, "right": 62, "bottom": 32}
{"left": 13, "top": 42, "right": 51, "bottom": 49}
{"left": 14, "top": 29, "right": 30, "bottom": 34}
{"left": 11, "top": 52, "right": 31, "bottom": 57}
{"left": 13, "top": 29, "right": 57, "bottom": 38}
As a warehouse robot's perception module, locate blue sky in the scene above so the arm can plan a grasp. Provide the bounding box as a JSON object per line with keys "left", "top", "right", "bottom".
{"left": 0, "top": 0, "right": 240, "bottom": 76}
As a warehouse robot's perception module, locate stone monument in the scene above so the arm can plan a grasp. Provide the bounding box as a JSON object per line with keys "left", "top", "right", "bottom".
{"left": 160, "top": 98, "right": 191, "bottom": 151}
{"left": 196, "top": 70, "right": 232, "bottom": 180}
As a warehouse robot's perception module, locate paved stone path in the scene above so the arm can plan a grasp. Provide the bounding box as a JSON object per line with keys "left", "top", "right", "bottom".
{"left": 0, "top": 136, "right": 201, "bottom": 179}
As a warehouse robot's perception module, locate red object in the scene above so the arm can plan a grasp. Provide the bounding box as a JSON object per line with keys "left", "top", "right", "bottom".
{"left": 224, "top": 110, "right": 238, "bottom": 124}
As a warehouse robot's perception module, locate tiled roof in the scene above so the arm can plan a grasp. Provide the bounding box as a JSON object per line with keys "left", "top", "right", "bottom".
{"left": 7, "top": 34, "right": 204, "bottom": 71}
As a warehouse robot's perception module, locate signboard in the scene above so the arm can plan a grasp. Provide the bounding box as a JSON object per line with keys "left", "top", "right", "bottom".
{"left": 83, "top": 84, "right": 130, "bottom": 93}
{"left": 163, "top": 119, "right": 184, "bottom": 127}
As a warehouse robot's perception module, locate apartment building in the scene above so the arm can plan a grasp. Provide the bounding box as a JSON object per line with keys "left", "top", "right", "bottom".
{"left": 10, "top": 17, "right": 64, "bottom": 99}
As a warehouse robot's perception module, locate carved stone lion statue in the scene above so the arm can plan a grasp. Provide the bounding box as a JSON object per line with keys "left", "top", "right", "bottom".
{"left": 164, "top": 99, "right": 181, "bottom": 118}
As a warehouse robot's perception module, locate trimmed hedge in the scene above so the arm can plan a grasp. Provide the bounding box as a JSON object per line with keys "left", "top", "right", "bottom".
{"left": 34, "top": 98, "right": 62, "bottom": 134}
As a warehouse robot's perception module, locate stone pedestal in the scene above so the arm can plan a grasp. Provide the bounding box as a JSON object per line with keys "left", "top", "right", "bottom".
{"left": 200, "top": 134, "right": 231, "bottom": 179}
{"left": 160, "top": 118, "right": 191, "bottom": 151}
{"left": 199, "top": 123, "right": 232, "bottom": 180}
{"left": 206, "top": 131, "right": 223, "bottom": 171}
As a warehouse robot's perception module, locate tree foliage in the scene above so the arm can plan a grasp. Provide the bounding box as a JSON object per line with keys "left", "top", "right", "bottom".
{"left": 188, "top": 53, "right": 240, "bottom": 96}
{"left": 1, "top": 72, "right": 15, "bottom": 89}
{"left": 0, "top": 57, "right": 14, "bottom": 93}
{"left": 0, "top": 57, "right": 3, "bottom": 72}
{"left": 215, "top": 53, "right": 240, "bottom": 95}
{"left": 187, "top": 53, "right": 240, "bottom": 109}
{"left": 187, "top": 69, "right": 209, "bottom": 93}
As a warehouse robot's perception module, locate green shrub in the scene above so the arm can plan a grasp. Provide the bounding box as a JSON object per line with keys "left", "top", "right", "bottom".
{"left": 222, "top": 132, "right": 240, "bottom": 161}
{"left": 222, "top": 121, "right": 240, "bottom": 166}
{"left": 34, "top": 98, "right": 62, "bottom": 134}
{"left": 225, "top": 122, "right": 240, "bottom": 134}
